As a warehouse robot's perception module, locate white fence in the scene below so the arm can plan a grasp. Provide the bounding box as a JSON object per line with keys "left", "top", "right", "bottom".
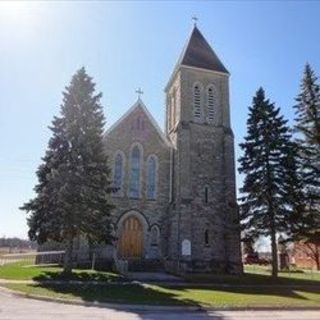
{"left": 0, "top": 249, "right": 128, "bottom": 275}
{"left": 0, "top": 250, "right": 65, "bottom": 266}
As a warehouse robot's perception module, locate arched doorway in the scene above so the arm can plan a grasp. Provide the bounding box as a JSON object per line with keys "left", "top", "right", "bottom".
{"left": 118, "top": 216, "right": 143, "bottom": 258}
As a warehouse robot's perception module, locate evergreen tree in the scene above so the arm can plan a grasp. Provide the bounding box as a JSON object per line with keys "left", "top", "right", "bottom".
{"left": 21, "top": 68, "right": 114, "bottom": 273}
{"left": 293, "top": 64, "right": 320, "bottom": 267}
{"left": 239, "top": 88, "right": 302, "bottom": 277}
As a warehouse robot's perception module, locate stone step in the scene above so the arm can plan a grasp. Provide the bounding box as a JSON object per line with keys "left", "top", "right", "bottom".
{"left": 127, "top": 259, "right": 163, "bottom": 272}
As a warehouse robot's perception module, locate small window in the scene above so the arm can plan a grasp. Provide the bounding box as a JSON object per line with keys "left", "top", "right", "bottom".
{"left": 133, "top": 116, "right": 145, "bottom": 130}
{"left": 204, "top": 186, "right": 209, "bottom": 203}
{"left": 205, "top": 230, "right": 209, "bottom": 246}
{"left": 151, "top": 226, "right": 160, "bottom": 246}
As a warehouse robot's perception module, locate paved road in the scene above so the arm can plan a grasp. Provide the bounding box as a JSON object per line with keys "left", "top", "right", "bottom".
{"left": 1, "top": 289, "right": 320, "bottom": 320}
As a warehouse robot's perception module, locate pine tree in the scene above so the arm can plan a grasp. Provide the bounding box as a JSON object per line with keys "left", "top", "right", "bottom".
{"left": 21, "top": 68, "right": 114, "bottom": 273}
{"left": 22, "top": 116, "right": 67, "bottom": 244}
{"left": 239, "top": 88, "right": 302, "bottom": 277}
{"left": 293, "top": 64, "right": 320, "bottom": 268}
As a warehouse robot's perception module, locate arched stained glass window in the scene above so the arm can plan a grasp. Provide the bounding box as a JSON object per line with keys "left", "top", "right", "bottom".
{"left": 207, "top": 85, "right": 216, "bottom": 123}
{"left": 146, "top": 156, "right": 157, "bottom": 199}
{"left": 193, "top": 84, "right": 202, "bottom": 120}
{"left": 129, "top": 146, "right": 141, "bottom": 198}
{"left": 113, "top": 153, "right": 123, "bottom": 194}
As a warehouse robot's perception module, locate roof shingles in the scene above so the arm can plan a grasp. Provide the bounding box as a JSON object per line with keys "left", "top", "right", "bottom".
{"left": 179, "top": 26, "right": 229, "bottom": 74}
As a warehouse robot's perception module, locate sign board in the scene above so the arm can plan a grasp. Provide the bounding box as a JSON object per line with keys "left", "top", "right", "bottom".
{"left": 181, "top": 239, "right": 191, "bottom": 256}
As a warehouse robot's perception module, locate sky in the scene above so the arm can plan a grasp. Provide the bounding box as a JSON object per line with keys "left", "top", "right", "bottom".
{"left": 0, "top": 1, "right": 320, "bottom": 239}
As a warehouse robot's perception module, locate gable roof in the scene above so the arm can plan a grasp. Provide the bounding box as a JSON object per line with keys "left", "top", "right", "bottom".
{"left": 104, "top": 99, "right": 172, "bottom": 147}
{"left": 177, "top": 26, "right": 229, "bottom": 74}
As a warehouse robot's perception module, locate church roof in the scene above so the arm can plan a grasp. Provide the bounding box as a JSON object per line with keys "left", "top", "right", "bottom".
{"left": 177, "top": 26, "right": 229, "bottom": 74}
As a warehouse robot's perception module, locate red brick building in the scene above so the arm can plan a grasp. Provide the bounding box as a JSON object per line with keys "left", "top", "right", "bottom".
{"left": 292, "top": 241, "right": 320, "bottom": 270}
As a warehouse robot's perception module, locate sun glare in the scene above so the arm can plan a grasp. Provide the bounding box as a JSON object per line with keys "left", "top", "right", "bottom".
{"left": 0, "top": 1, "right": 36, "bottom": 25}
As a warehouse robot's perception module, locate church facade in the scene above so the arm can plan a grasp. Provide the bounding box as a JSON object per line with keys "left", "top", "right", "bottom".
{"left": 104, "top": 26, "right": 242, "bottom": 274}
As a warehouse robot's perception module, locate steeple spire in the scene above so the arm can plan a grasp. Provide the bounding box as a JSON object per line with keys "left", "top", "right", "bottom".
{"left": 177, "top": 25, "right": 229, "bottom": 74}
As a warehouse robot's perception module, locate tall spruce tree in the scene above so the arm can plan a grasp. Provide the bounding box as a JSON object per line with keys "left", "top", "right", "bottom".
{"left": 239, "top": 88, "right": 302, "bottom": 277}
{"left": 21, "top": 68, "right": 114, "bottom": 273}
{"left": 293, "top": 64, "right": 320, "bottom": 268}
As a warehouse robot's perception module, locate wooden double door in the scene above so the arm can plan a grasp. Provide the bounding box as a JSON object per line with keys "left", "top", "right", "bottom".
{"left": 118, "top": 216, "right": 143, "bottom": 258}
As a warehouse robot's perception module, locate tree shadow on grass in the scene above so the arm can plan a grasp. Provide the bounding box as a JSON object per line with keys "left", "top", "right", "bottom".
{"left": 161, "top": 284, "right": 319, "bottom": 303}
{"left": 33, "top": 270, "right": 127, "bottom": 283}
{"left": 183, "top": 272, "right": 320, "bottom": 287}
{"left": 25, "top": 283, "right": 230, "bottom": 319}
{"left": 26, "top": 282, "right": 200, "bottom": 307}
{"left": 24, "top": 279, "right": 320, "bottom": 309}
{"left": 25, "top": 271, "right": 320, "bottom": 313}
{"left": 158, "top": 274, "right": 320, "bottom": 306}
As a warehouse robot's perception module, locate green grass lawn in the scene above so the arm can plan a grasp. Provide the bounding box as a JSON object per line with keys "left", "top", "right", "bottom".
{"left": 3, "top": 282, "right": 320, "bottom": 308}
{"left": 183, "top": 265, "right": 320, "bottom": 286}
{"left": 1, "top": 262, "right": 320, "bottom": 307}
{"left": 244, "top": 264, "right": 320, "bottom": 281}
{"left": 0, "top": 261, "right": 123, "bottom": 282}
{"left": 1, "top": 262, "right": 320, "bottom": 285}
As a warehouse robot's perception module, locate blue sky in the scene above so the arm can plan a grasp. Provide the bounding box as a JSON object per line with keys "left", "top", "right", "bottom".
{"left": 1, "top": 1, "right": 320, "bottom": 239}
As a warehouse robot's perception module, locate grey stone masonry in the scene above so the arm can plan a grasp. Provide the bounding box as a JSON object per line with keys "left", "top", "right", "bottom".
{"left": 100, "top": 25, "right": 242, "bottom": 275}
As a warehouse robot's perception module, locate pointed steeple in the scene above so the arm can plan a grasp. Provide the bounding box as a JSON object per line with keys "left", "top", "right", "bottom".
{"left": 177, "top": 26, "right": 229, "bottom": 74}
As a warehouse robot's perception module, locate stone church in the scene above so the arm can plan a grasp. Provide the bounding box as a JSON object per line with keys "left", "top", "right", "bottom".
{"left": 104, "top": 25, "right": 242, "bottom": 274}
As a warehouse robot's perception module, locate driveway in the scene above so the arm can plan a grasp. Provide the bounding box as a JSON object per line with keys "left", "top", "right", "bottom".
{"left": 0, "top": 289, "right": 320, "bottom": 320}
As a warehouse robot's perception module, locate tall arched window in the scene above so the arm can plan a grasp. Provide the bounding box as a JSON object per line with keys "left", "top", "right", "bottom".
{"left": 207, "top": 85, "right": 216, "bottom": 123}
{"left": 193, "top": 84, "right": 202, "bottom": 120}
{"left": 146, "top": 155, "right": 157, "bottom": 200}
{"left": 113, "top": 153, "right": 124, "bottom": 195}
{"left": 129, "top": 145, "right": 141, "bottom": 198}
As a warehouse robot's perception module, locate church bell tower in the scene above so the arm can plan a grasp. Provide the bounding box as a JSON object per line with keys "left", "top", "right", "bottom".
{"left": 165, "top": 25, "right": 242, "bottom": 274}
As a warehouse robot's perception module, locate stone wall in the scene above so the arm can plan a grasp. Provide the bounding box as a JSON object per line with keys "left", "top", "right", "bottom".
{"left": 100, "top": 64, "right": 243, "bottom": 275}
{"left": 165, "top": 66, "right": 242, "bottom": 274}
{"left": 103, "top": 103, "right": 171, "bottom": 261}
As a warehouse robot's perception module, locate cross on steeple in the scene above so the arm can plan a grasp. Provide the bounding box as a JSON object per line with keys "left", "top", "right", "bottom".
{"left": 136, "top": 88, "right": 144, "bottom": 99}
{"left": 192, "top": 15, "right": 198, "bottom": 27}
